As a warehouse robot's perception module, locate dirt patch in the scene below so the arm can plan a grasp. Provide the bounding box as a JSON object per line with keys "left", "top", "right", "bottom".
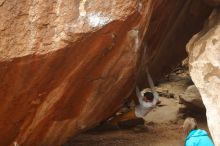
{"left": 65, "top": 106, "right": 208, "bottom": 146}
{"left": 66, "top": 122, "right": 184, "bottom": 146}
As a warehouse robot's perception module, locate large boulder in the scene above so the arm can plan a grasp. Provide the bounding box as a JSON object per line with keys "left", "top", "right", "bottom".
{"left": 0, "top": 0, "right": 212, "bottom": 146}
{"left": 1, "top": 1, "right": 149, "bottom": 146}
{"left": 187, "top": 9, "right": 220, "bottom": 146}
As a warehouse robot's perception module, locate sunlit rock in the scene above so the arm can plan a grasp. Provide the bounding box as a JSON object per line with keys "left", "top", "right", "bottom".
{"left": 187, "top": 9, "right": 220, "bottom": 146}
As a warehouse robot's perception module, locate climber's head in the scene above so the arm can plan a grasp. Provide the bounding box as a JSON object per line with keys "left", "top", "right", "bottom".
{"left": 143, "top": 92, "right": 154, "bottom": 102}
{"left": 183, "top": 117, "right": 198, "bottom": 135}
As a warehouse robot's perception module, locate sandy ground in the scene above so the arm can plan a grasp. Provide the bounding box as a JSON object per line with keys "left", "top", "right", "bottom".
{"left": 67, "top": 123, "right": 184, "bottom": 146}
{"left": 64, "top": 100, "right": 208, "bottom": 146}
{"left": 64, "top": 72, "right": 210, "bottom": 146}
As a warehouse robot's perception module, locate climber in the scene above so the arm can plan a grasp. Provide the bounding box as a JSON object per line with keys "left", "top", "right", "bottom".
{"left": 134, "top": 67, "right": 160, "bottom": 118}
{"left": 108, "top": 68, "right": 159, "bottom": 125}
{"left": 134, "top": 86, "right": 158, "bottom": 118}
{"left": 183, "top": 117, "right": 214, "bottom": 146}
{"left": 108, "top": 88, "right": 158, "bottom": 126}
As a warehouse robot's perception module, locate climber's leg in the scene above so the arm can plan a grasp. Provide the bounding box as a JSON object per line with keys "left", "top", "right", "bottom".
{"left": 108, "top": 110, "right": 137, "bottom": 126}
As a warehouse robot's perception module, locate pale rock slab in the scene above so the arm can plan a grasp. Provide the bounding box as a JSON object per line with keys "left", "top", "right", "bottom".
{"left": 187, "top": 9, "right": 220, "bottom": 146}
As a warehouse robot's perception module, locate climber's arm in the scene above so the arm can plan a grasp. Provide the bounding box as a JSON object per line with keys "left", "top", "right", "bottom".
{"left": 136, "top": 86, "right": 144, "bottom": 104}
{"left": 146, "top": 67, "right": 159, "bottom": 105}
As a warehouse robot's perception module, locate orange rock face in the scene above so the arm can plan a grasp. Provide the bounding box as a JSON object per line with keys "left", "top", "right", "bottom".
{"left": 0, "top": 0, "right": 212, "bottom": 146}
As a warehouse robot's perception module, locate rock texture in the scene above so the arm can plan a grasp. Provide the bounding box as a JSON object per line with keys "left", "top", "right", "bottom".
{"left": 137, "top": 0, "right": 212, "bottom": 86}
{"left": 187, "top": 9, "right": 220, "bottom": 146}
{"left": 0, "top": 0, "right": 212, "bottom": 146}
{"left": 179, "top": 85, "right": 205, "bottom": 112}
{"left": 203, "top": 0, "right": 220, "bottom": 6}
{"left": 1, "top": 1, "right": 151, "bottom": 146}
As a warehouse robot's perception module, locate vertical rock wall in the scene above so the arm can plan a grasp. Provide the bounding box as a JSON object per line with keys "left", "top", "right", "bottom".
{"left": 187, "top": 9, "right": 220, "bottom": 146}
{"left": 139, "top": 0, "right": 212, "bottom": 85}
